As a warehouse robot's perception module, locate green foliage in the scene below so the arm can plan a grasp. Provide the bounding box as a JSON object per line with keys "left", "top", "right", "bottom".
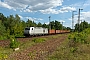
{"left": 47, "top": 33, "right": 90, "bottom": 60}
{"left": 83, "top": 28, "right": 90, "bottom": 34}
{"left": 42, "top": 23, "right": 48, "bottom": 28}
{"left": 13, "top": 23, "right": 24, "bottom": 37}
{"left": 0, "top": 21, "right": 6, "bottom": 35}
{"left": 37, "top": 22, "right": 42, "bottom": 27}
{"left": 50, "top": 20, "right": 69, "bottom": 30}
{"left": 0, "top": 13, "right": 7, "bottom": 23}
{"left": 68, "top": 33, "right": 76, "bottom": 40}
{"left": 68, "top": 32, "right": 87, "bottom": 44}
{"left": 74, "top": 33, "right": 87, "bottom": 43}
{"left": 68, "top": 28, "right": 90, "bottom": 53}
{"left": 75, "top": 21, "right": 89, "bottom": 32}
{"left": 0, "top": 47, "right": 9, "bottom": 60}
{"left": 10, "top": 37, "right": 19, "bottom": 49}
{"left": 0, "top": 36, "right": 7, "bottom": 40}
{"left": 48, "top": 43, "right": 90, "bottom": 60}
{"left": 28, "top": 50, "right": 36, "bottom": 59}
{"left": 26, "top": 19, "right": 33, "bottom": 27}
{"left": 70, "top": 47, "right": 77, "bottom": 53}
{"left": 0, "top": 20, "right": 7, "bottom": 40}
{"left": 32, "top": 38, "right": 47, "bottom": 43}
{"left": 0, "top": 53, "right": 8, "bottom": 59}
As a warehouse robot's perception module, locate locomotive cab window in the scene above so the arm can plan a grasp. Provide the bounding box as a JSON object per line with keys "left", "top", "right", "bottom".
{"left": 25, "top": 28, "right": 30, "bottom": 30}
{"left": 32, "top": 28, "right": 33, "bottom": 30}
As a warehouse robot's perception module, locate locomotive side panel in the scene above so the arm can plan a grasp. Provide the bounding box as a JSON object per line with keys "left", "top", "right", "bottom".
{"left": 34, "top": 27, "right": 48, "bottom": 35}
{"left": 24, "top": 27, "right": 48, "bottom": 36}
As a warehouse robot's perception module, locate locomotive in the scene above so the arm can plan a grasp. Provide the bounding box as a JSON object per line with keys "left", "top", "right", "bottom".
{"left": 24, "top": 27, "right": 70, "bottom": 36}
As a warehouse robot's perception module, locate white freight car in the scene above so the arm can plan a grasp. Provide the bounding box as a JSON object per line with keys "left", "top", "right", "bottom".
{"left": 24, "top": 27, "right": 48, "bottom": 36}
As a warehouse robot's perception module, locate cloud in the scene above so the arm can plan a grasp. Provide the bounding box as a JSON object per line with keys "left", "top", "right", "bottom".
{"left": 45, "top": 22, "right": 49, "bottom": 25}
{"left": 64, "top": 23, "right": 72, "bottom": 28}
{"left": 23, "top": 9, "right": 32, "bottom": 12}
{"left": 0, "top": 0, "right": 77, "bottom": 14}
{"left": 25, "top": 17, "right": 35, "bottom": 21}
{"left": 83, "top": 0, "right": 90, "bottom": 8}
{"left": 81, "top": 11, "right": 90, "bottom": 23}
{"left": 1, "top": 0, "right": 63, "bottom": 13}
{"left": 37, "top": 18, "right": 43, "bottom": 21}
{"left": 25, "top": 17, "right": 43, "bottom": 22}
{"left": 16, "top": 14, "right": 43, "bottom": 22}
{"left": 59, "top": 20, "right": 65, "bottom": 23}
{"left": 68, "top": 11, "right": 90, "bottom": 28}
{"left": 40, "top": 8, "right": 60, "bottom": 14}
{"left": 70, "top": 11, "right": 90, "bottom": 24}
{"left": 60, "top": 7, "right": 76, "bottom": 12}
{"left": 18, "top": 15, "right": 23, "bottom": 19}
{"left": 0, "top": 1, "right": 15, "bottom": 10}
{"left": 68, "top": 0, "right": 90, "bottom": 10}
{"left": 40, "top": 7, "right": 76, "bottom": 14}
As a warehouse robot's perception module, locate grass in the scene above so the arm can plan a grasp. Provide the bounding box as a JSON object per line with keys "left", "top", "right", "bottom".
{"left": 32, "top": 38, "right": 47, "bottom": 43}
{"left": 0, "top": 46, "right": 13, "bottom": 60}
{"left": 48, "top": 34, "right": 61, "bottom": 40}
{"left": 19, "top": 40, "right": 35, "bottom": 50}
{"left": 0, "top": 34, "right": 63, "bottom": 60}
{"left": 0, "top": 33, "right": 89, "bottom": 60}
{"left": 47, "top": 34, "right": 90, "bottom": 60}
{"left": 28, "top": 50, "right": 36, "bottom": 59}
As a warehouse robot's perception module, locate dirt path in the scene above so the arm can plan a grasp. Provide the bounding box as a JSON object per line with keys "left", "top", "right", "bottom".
{"left": 8, "top": 34, "right": 68, "bottom": 60}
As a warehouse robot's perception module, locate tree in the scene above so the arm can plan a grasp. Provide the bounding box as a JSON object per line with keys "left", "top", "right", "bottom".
{"left": 37, "top": 22, "right": 42, "bottom": 27}
{"left": 50, "top": 21, "right": 55, "bottom": 29}
{"left": 32, "top": 21, "right": 37, "bottom": 27}
{"left": 66, "top": 27, "right": 71, "bottom": 30}
{"left": 42, "top": 23, "right": 48, "bottom": 28}
{"left": 88, "top": 24, "right": 90, "bottom": 28}
{"left": 13, "top": 14, "right": 24, "bottom": 37}
{"left": 55, "top": 20, "right": 62, "bottom": 30}
{"left": 13, "top": 22, "right": 24, "bottom": 37}
{"left": 0, "top": 20, "right": 6, "bottom": 35}
{"left": 83, "top": 21, "right": 88, "bottom": 29}
{"left": 75, "top": 21, "right": 89, "bottom": 32}
{"left": 0, "top": 20, "right": 6, "bottom": 40}
{"left": 0, "top": 13, "right": 7, "bottom": 23}
{"left": 74, "top": 24, "right": 79, "bottom": 32}
{"left": 21, "top": 20, "right": 27, "bottom": 28}
{"left": 15, "top": 14, "right": 21, "bottom": 24}
{"left": 26, "top": 19, "right": 36, "bottom": 27}
{"left": 7, "top": 15, "right": 15, "bottom": 35}
{"left": 63, "top": 26, "right": 67, "bottom": 30}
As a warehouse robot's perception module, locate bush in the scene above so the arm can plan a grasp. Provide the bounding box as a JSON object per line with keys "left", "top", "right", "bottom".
{"left": 83, "top": 28, "right": 90, "bottom": 34}
{"left": 0, "top": 36, "right": 7, "bottom": 40}
{"left": 68, "top": 29, "right": 89, "bottom": 53}
{"left": 68, "top": 32, "right": 87, "bottom": 44}
{"left": 9, "top": 37, "right": 19, "bottom": 49}
{"left": 70, "top": 47, "right": 77, "bottom": 53}
{"left": 0, "top": 53, "right": 7, "bottom": 59}
{"left": 32, "top": 38, "right": 46, "bottom": 43}
{"left": 74, "top": 33, "right": 87, "bottom": 43}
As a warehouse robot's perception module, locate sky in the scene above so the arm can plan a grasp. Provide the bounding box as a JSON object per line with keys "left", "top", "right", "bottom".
{"left": 0, "top": 0, "right": 90, "bottom": 28}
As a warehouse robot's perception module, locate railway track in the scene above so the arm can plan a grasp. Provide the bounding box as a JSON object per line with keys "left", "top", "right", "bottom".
{"left": 8, "top": 34, "right": 68, "bottom": 60}
{"left": 0, "top": 40, "right": 10, "bottom": 47}
{"left": 0, "top": 33, "right": 69, "bottom": 47}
